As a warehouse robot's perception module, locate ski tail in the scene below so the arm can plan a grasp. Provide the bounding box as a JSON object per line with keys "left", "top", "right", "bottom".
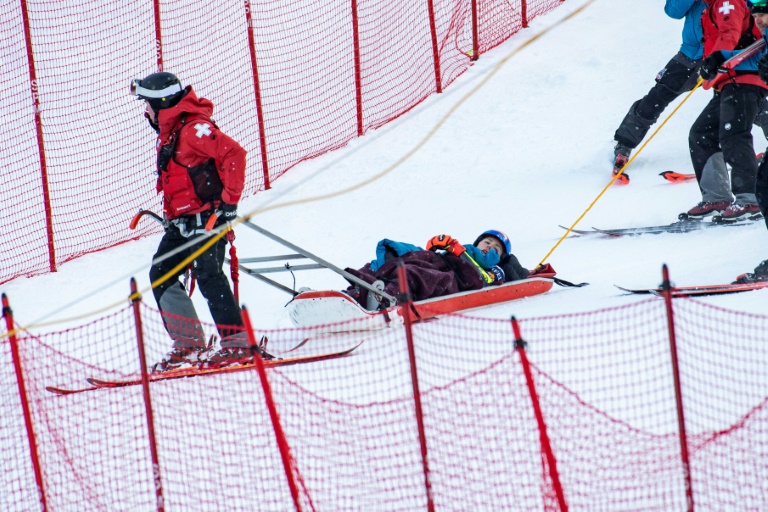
{"left": 660, "top": 171, "right": 695, "bottom": 183}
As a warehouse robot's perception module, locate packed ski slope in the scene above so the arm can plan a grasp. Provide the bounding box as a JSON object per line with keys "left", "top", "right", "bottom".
{"left": 4, "top": 0, "right": 767, "bottom": 333}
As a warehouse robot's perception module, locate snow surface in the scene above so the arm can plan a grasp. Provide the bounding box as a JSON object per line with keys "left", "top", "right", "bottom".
{"left": 4, "top": 0, "right": 768, "bottom": 333}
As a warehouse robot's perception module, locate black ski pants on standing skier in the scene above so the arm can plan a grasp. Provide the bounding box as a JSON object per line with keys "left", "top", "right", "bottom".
{"left": 756, "top": 154, "right": 768, "bottom": 230}
{"left": 150, "top": 216, "right": 243, "bottom": 349}
{"left": 615, "top": 52, "right": 768, "bottom": 149}
{"left": 689, "top": 84, "right": 766, "bottom": 204}
{"left": 614, "top": 52, "right": 701, "bottom": 149}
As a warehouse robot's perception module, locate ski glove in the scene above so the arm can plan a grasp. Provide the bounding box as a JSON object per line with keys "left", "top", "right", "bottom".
{"left": 699, "top": 51, "right": 726, "bottom": 81}
{"left": 488, "top": 265, "right": 505, "bottom": 285}
{"left": 759, "top": 53, "right": 768, "bottom": 84}
{"left": 426, "top": 234, "right": 466, "bottom": 256}
{"left": 220, "top": 202, "right": 237, "bottom": 221}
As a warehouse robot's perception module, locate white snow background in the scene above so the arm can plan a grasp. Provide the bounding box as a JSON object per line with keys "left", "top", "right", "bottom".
{"left": 4, "top": 0, "right": 768, "bottom": 510}
{"left": 4, "top": 0, "right": 766, "bottom": 329}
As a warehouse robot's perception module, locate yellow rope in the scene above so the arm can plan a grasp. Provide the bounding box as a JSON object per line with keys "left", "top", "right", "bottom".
{"left": 2, "top": 0, "right": 597, "bottom": 338}
{"left": 537, "top": 77, "right": 704, "bottom": 266}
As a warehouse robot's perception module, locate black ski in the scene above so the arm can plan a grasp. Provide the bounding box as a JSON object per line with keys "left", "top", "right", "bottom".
{"left": 560, "top": 218, "right": 760, "bottom": 237}
{"left": 615, "top": 282, "right": 768, "bottom": 297}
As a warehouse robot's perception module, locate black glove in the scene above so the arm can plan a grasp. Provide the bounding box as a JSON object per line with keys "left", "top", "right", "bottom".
{"left": 220, "top": 202, "right": 237, "bottom": 221}
{"left": 758, "top": 53, "right": 768, "bottom": 84}
{"left": 700, "top": 51, "right": 726, "bottom": 81}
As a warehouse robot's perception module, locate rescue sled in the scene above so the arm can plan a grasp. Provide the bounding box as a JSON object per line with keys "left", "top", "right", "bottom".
{"left": 228, "top": 220, "right": 566, "bottom": 332}
{"left": 287, "top": 276, "right": 555, "bottom": 329}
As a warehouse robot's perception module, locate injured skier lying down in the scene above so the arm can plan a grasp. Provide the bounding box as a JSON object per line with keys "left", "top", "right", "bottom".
{"left": 342, "top": 229, "right": 545, "bottom": 311}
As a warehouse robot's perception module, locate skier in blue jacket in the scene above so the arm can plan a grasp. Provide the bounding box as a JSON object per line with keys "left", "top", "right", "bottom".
{"left": 611, "top": 1, "right": 706, "bottom": 182}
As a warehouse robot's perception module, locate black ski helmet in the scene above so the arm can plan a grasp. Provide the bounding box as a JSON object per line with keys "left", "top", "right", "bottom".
{"left": 130, "top": 72, "right": 184, "bottom": 110}
{"left": 749, "top": 0, "right": 768, "bottom": 14}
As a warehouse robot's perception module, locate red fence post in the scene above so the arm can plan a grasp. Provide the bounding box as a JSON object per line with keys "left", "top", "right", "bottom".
{"left": 20, "top": 0, "right": 56, "bottom": 274}
{"left": 2, "top": 294, "right": 48, "bottom": 511}
{"left": 350, "top": 0, "right": 364, "bottom": 136}
{"left": 511, "top": 316, "right": 568, "bottom": 512}
{"left": 426, "top": 0, "right": 443, "bottom": 93}
{"left": 241, "top": 306, "right": 304, "bottom": 511}
{"left": 243, "top": 0, "right": 272, "bottom": 190}
{"left": 521, "top": 0, "right": 529, "bottom": 28}
{"left": 152, "top": 0, "right": 163, "bottom": 71}
{"left": 471, "top": 0, "right": 479, "bottom": 61}
{"left": 130, "top": 279, "right": 165, "bottom": 512}
{"left": 660, "top": 264, "right": 694, "bottom": 512}
{"left": 396, "top": 262, "right": 435, "bottom": 512}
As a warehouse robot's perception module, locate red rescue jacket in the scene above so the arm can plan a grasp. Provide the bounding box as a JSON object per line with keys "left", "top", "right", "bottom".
{"left": 702, "top": 0, "right": 765, "bottom": 90}
{"left": 154, "top": 87, "right": 246, "bottom": 220}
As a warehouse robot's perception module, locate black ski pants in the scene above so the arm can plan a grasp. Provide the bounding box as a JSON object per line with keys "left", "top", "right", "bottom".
{"left": 689, "top": 84, "right": 766, "bottom": 201}
{"left": 614, "top": 52, "right": 700, "bottom": 149}
{"left": 757, "top": 154, "right": 768, "bottom": 230}
{"left": 150, "top": 220, "right": 243, "bottom": 343}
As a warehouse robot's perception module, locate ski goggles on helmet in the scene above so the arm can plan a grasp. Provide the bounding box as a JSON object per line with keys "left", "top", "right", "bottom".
{"left": 129, "top": 78, "right": 183, "bottom": 100}
{"left": 749, "top": 0, "right": 768, "bottom": 13}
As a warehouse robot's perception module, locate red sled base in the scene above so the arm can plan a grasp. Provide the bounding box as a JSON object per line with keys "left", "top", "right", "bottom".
{"left": 287, "top": 276, "right": 555, "bottom": 330}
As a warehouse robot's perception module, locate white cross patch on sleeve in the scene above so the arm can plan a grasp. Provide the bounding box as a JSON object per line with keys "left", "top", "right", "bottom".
{"left": 194, "top": 123, "right": 212, "bottom": 138}
{"left": 719, "top": 1, "right": 735, "bottom": 15}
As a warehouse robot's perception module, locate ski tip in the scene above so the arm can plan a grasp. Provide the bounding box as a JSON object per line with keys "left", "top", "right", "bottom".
{"left": 613, "top": 284, "right": 653, "bottom": 294}
{"left": 660, "top": 171, "right": 696, "bottom": 183}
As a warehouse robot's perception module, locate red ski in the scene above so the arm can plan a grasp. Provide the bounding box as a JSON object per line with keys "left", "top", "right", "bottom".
{"left": 46, "top": 342, "right": 362, "bottom": 396}
{"left": 615, "top": 282, "right": 768, "bottom": 297}
{"left": 660, "top": 171, "right": 696, "bottom": 183}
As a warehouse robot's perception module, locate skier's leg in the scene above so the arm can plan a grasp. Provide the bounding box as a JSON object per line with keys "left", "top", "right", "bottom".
{"left": 190, "top": 233, "right": 244, "bottom": 344}
{"left": 756, "top": 148, "right": 768, "bottom": 230}
{"left": 754, "top": 97, "right": 768, "bottom": 141}
{"left": 690, "top": 92, "right": 731, "bottom": 201}
{"left": 719, "top": 85, "right": 762, "bottom": 204}
{"left": 614, "top": 53, "right": 699, "bottom": 148}
{"left": 150, "top": 226, "right": 207, "bottom": 349}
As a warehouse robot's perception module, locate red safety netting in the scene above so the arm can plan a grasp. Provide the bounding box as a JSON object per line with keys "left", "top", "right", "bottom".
{"left": 2, "top": 0, "right": 565, "bottom": 284}
{"left": 3, "top": 294, "right": 768, "bottom": 510}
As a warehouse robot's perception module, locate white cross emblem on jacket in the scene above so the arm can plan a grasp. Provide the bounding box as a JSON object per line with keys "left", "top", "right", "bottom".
{"left": 719, "top": 1, "right": 735, "bottom": 15}
{"left": 194, "top": 123, "right": 212, "bottom": 138}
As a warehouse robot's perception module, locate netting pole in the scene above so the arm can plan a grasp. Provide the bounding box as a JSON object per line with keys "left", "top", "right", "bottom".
{"left": 3, "top": 293, "right": 48, "bottom": 511}
{"left": 241, "top": 306, "right": 304, "bottom": 511}
{"left": 152, "top": 0, "right": 163, "bottom": 71}
{"left": 243, "top": 0, "right": 271, "bottom": 189}
{"left": 426, "top": 0, "right": 443, "bottom": 93}
{"left": 351, "top": 0, "right": 364, "bottom": 135}
{"left": 511, "top": 316, "right": 568, "bottom": 512}
{"left": 20, "top": 0, "right": 56, "bottom": 274}
{"left": 471, "top": 0, "right": 479, "bottom": 61}
{"left": 396, "top": 262, "right": 435, "bottom": 512}
{"left": 660, "top": 265, "right": 694, "bottom": 512}
{"left": 522, "top": 0, "right": 529, "bottom": 28}
{"left": 130, "top": 279, "right": 165, "bottom": 512}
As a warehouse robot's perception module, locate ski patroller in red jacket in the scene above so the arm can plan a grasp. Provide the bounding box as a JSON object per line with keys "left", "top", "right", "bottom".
{"left": 153, "top": 86, "right": 246, "bottom": 220}
{"left": 701, "top": 0, "right": 767, "bottom": 90}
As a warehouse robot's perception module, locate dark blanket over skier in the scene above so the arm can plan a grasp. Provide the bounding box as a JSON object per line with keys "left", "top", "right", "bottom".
{"left": 343, "top": 229, "right": 533, "bottom": 310}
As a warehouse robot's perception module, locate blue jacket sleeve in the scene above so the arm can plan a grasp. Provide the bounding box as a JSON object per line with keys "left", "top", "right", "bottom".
{"left": 665, "top": 0, "right": 697, "bottom": 19}
{"left": 721, "top": 36, "right": 768, "bottom": 72}
{"left": 369, "top": 239, "right": 423, "bottom": 271}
